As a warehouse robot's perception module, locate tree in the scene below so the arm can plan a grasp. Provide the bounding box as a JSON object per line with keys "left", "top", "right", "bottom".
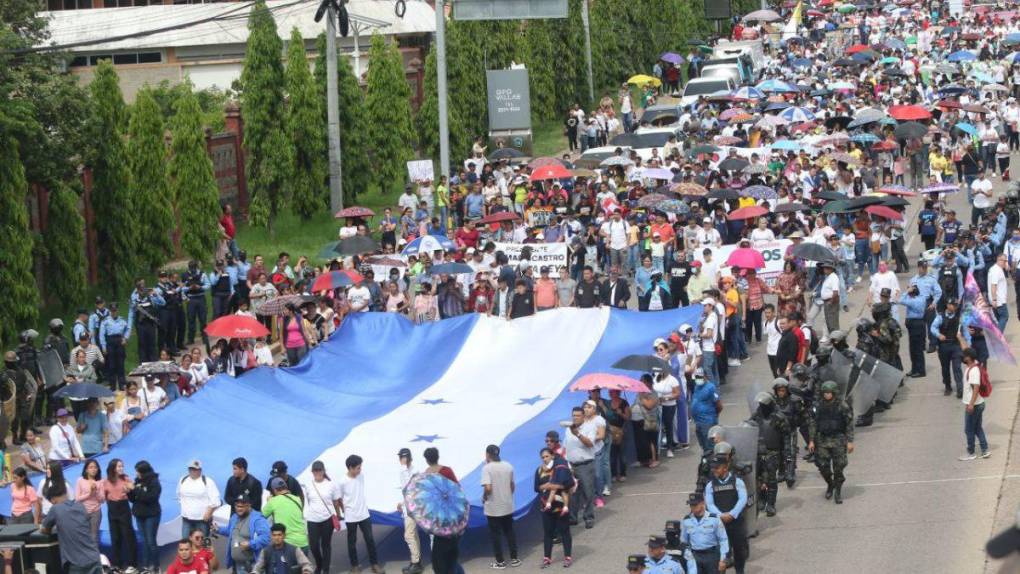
{"left": 285, "top": 28, "right": 327, "bottom": 220}
{"left": 240, "top": 0, "right": 289, "bottom": 229}
{"left": 364, "top": 33, "right": 415, "bottom": 195}
{"left": 168, "top": 90, "right": 221, "bottom": 261}
{"left": 313, "top": 33, "right": 371, "bottom": 204}
{"left": 445, "top": 19, "right": 488, "bottom": 156}
{"left": 127, "top": 87, "right": 174, "bottom": 270}
{"left": 550, "top": 0, "right": 588, "bottom": 112}
{"left": 520, "top": 20, "right": 557, "bottom": 124}
{"left": 42, "top": 181, "right": 87, "bottom": 311}
{"left": 416, "top": 46, "right": 467, "bottom": 174}
{"left": 0, "top": 122, "right": 40, "bottom": 350}
{"left": 87, "top": 61, "right": 136, "bottom": 296}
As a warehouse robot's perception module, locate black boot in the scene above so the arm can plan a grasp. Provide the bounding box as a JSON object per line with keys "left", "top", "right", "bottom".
{"left": 834, "top": 485, "right": 843, "bottom": 504}
{"left": 786, "top": 476, "right": 796, "bottom": 489}
{"left": 765, "top": 489, "right": 777, "bottom": 516}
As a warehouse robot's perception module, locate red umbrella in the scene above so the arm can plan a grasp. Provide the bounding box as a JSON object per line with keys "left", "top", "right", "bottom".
{"left": 937, "top": 98, "right": 961, "bottom": 110}
{"left": 311, "top": 270, "right": 363, "bottom": 292}
{"left": 528, "top": 157, "right": 567, "bottom": 170}
{"left": 570, "top": 373, "right": 648, "bottom": 393}
{"left": 530, "top": 164, "right": 572, "bottom": 181}
{"left": 726, "top": 247, "right": 766, "bottom": 269}
{"left": 205, "top": 315, "right": 269, "bottom": 339}
{"left": 846, "top": 44, "right": 871, "bottom": 54}
{"left": 873, "top": 140, "right": 898, "bottom": 151}
{"left": 727, "top": 206, "right": 768, "bottom": 220}
{"left": 865, "top": 205, "right": 904, "bottom": 220}
{"left": 887, "top": 105, "right": 932, "bottom": 121}
{"left": 334, "top": 206, "right": 375, "bottom": 219}
{"left": 477, "top": 211, "right": 521, "bottom": 225}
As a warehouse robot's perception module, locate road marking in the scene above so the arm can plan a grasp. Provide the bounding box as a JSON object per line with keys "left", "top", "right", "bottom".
{"left": 620, "top": 474, "right": 1020, "bottom": 497}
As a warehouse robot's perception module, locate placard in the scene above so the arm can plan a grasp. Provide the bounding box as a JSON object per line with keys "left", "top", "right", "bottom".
{"left": 692, "top": 239, "right": 793, "bottom": 286}
{"left": 407, "top": 160, "right": 435, "bottom": 183}
{"left": 493, "top": 242, "right": 569, "bottom": 269}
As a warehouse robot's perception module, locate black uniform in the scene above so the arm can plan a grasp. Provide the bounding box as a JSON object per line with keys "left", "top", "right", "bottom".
{"left": 669, "top": 261, "right": 692, "bottom": 308}
{"left": 750, "top": 408, "right": 788, "bottom": 514}
{"left": 181, "top": 268, "right": 209, "bottom": 348}
{"left": 43, "top": 334, "right": 70, "bottom": 367}
{"left": 132, "top": 293, "right": 161, "bottom": 363}
{"left": 157, "top": 279, "right": 183, "bottom": 355}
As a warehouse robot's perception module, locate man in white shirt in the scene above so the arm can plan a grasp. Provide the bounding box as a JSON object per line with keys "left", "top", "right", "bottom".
{"left": 397, "top": 185, "right": 418, "bottom": 213}
{"left": 395, "top": 449, "right": 422, "bottom": 573}
{"left": 700, "top": 298, "right": 720, "bottom": 385}
{"left": 176, "top": 459, "right": 221, "bottom": 538}
{"left": 816, "top": 262, "right": 842, "bottom": 339}
{"left": 104, "top": 398, "right": 125, "bottom": 445}
{"left": 696, "top": 218, "right": 722, "bottom": 248}
{"left": 599, "top": 211, "right": 630, "bottom": 273}
{"left": 338, "top": 455, "right": 381, "bottom": 573}
{"left": 480, "top": 445, "right": 518, "bottom": 568}
{"left": 987, "top": 253, "right": 1009, "bottom": 333}
{"left": 971, "top": 171, "right": 993, "bottom": 225}
{"left": 564, "top": 406, "right": 598, "bottom": 528}
{"left": 48, "top": 408, "right": 83, "bottom": 463}
{"left": 347, "top": 282, "right": 372, "bottom": 313}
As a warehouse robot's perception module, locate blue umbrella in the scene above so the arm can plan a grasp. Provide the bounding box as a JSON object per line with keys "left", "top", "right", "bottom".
{"left": 780, "top": 107, "right": 816, "bottom": 123}
{"left": 771, "top": 139, "right": 802, "bottom": 151}
{"left": 791, "top": 58, "right": 814, "bottom": 68}
{"left": 55, "top": 383, "right": 115, "bottom": 400}
{"left": 756, "top": 79, "right": 799, "bottom": 93}
{"left": 403, "top": 473, "right": 470, "bottom": 537}
{"left": 955, "top": 122, "right": 977, "bottom": 136}
{"left": 879, "top": 56, "right": 900, "bottom": 65}
{"left": 656, "top": 199, "right": 690, "bottom": 215}
{"left": 878, "top": 117, "right": 899, "bottom": 126}
{"left": 970, "top": 71, "right": 994, "bottom": 84}
{"left": 883, "top": 38, "right": 907, "bottom": 51}
{"left": 430, "top": 262, "right": 474, "bottom": 275}
{"left": 1007, "top": 52, "right": 1020, "bottom": 64}
{"left": 1005, "top": 32, "right": 1020, "bottom": 46}
{"left": 851, "top": 133, "right": 881, "bottom": 143}
{"left": 764, "top": 101, "right": 792, "bottom": 111}
{"left": 743, "top": 185, "right": 777, "bottom": 200}
{"left": 401, "top": 234, "right": 455, "bottom": 257}
{"left": 947, "top": 50, "right": 977, "bottom": 62}
{"left": 731, "top": 86, "right": 765, "bottom": 100}
{"left": 938, "top": 85, "right": 968, "bottom": 96}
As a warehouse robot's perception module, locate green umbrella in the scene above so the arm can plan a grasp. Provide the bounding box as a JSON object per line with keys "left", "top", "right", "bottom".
{"left": 698, "top": 45, "right": 713, "bottom": 54}
{"left": 837, "top": 4, "right": 857, "bottom": 13}
{"left": 691, "top": 144, "right": 721, "bottom": 154}
{"left": 821, "top": 199, "right": 854, "bottom": 213}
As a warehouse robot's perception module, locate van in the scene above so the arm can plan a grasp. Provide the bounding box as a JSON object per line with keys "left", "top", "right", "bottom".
{"left": 680, "top": 77, "right": 736, "bottom": 107}
{"left": 700, "top": 64, "right": 743, "bottom": 87}
{"left": 712, "top": 39, "right": 766, "bottom": 74}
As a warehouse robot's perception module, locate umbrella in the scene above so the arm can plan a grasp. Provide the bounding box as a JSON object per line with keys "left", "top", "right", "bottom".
{"left": 657, "top": 200, "right": 690, "bottom": 215}
{"left": 718, "top": 157, "right": 750, "bottom": 172}
{"left": 743, "top": 163, "right": 767, "bottom": 175}
{"left": 707, "top": 188, "right": 741, "bottom": 200}
{"left": 832, "top": 58, "right": 860, "bottom": 68}
{"left": 757, "top": 115, "right": 790, "bottom": 129}
{"left": 365, "top": 256, "right": 407, "bottom": 267}
{"left": 600, "top": 156, "right": 635, "bottom": 168}
{"left": 743, "top": 8, "right": 781, "bottom": 21}
{"left": 775, "top": 202, "right": 808, "bottom": 213}
{"left": 713, "top": 135, "right": 743, "bottom": 145}
{"left": 847, "top": 108, "right": 887, "bottom": 127}
{"left": 789, "top": 242, "right": 837, "bottom": 262}
{"left": 402, "top": 234, "right": 456, "bottom": 256}
{"left": 488, "top": 148, "right": 526, "bottom": 161}
{"left": 627, "top": 74, "right": 661, "bottom": 87}
{"left": 720, "top": 108, "right": 749, "bottom": 121}
{"left": 756, "top": 79, "right": 799, "bottom": 93}
{"left": 403, "top": 473, "right": 470, "bottom": 537}
{"left": 826, "top": 152, "right": 859, "bottom": 165}
{"left": 130, "top": 362, "right": 181, "bottom": 376}
{"left": 204, "top": 315, "right": 270, "bottom": 339}
{"left": 430, "top": 262, "right": 474, "bottom": 275}
{"left": 690, "top": 144, "right": 721, "bottom": 154}
{"left": 824, "top": 116, "right": 853, "bottom": 130}
{"left": 888, "top": 105, "right": 932, "bottom": 121}
{"left": 569, "top": 168, "right": 596, "bottom": 178}
{"left": 884, "top": 38, "right": 907, "bottom": 51}
{"left": 770, "top": 140, "right": 802, "bottom": 151}
{"left": 476, "top": 211, "right": 521, "bottom": 225}
{"left": 821, "top": 200, "right": 854, "bottom": 213}
{"left": 881, "top": 196, "right": 910, "bottom": 207}
{"left": 865, "top": 205, "right": 904, "bottom": 220}
{"left": 846, "top": 44, "right": 870, "bottom": 54}
{"left": 920, "top": 183, "right": 959, "bottom": 194}
{"left": 726, "top": 247, "right": 766, "bottom": 269}
{"left": 879, "top": 56, "right": 901, "bottom": 65}
{"left": 872, "top": 140, "right": 897, "bottom": 151}
{"left": 310, "top": 270, "right": 359, "bottom": 292}
{"left": 687, "top": 38, "right": 706, "bottom": 46}
{"left": 727, "top": 206, "right": 768, "bottom": 220}
{"left": 334, "top": 206, "right": 375, "bottom": 219}
{"left": 894, "top": 122, "right": 928, "bottom": 139}
{"left": 642, "top": 167, "right": 675, "bottom": 181}
{"left": 844, "top": 196, "right": 885, "bottom": 210}
{"left": 947, "top": 50, "right": 977, "bottom": 62}
{"left": 962, "top": 104, "right": 990, "bottom": 114}
{"left": 878, "top": 185, "right": 917, "bottom": 197}
{"left": 954, "top": 122, "right": 977, "bottom": 136}
{"left": 738, "top": 185, "right": 773, "bottom": 201}
{"left": 660, "top": 52, "right": 684, "bottom": 65}
{"left": 612, "top": 354, "right": 671, "bottom": 373}
{"left": 816, "top": 190, "right": 848, "bottom": 201}
{"left": 258, "top": 294, "right": 318, "bottom": 316}
{"left": 851, "top": 133, "right": 881, "bottom": 144}
{"left": 673, "top": 182, "right": 708, "bottom": 196}
{"left": 570, "top": 373, "right": 649, "bottom": 392}
{"left": 780, "top": 107, "right": 815, "bottom": 123}
{"left": 334, "top": 235, "right": 381, "bottom": 257}
{"left": 638, "top": 193, "right": 671, "bottom": 208}
{"left": 731, "top": 86, "right": 765, "bottom": 100}
{"left": 530, "top": 164, "right": 572, "bottom": 181}
{"left": 791, "top": 58, "right": 814, "bottom": 68}
{"left": 528, "top": 157, "right": 567, "bottom": 170}
{"left": 54, "top": 383, "right": 115, "bottom": 400}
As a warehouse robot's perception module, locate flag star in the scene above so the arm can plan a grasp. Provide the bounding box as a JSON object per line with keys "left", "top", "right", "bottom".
{"left": 516, "top": 394, "right": 547, "bottom": 406}
{"left": 421, "top": 398, "right": 450, "bottom": 405}
{"left": 411, "top": 434, "right": 443, "bottom": 443}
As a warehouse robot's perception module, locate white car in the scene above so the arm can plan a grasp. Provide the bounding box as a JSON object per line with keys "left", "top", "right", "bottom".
{"left": 680, "top": 77, "right": 737, "bottom": 107}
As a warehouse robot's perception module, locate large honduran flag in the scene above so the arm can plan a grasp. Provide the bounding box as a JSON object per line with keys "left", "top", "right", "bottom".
{"left": 3, "top": 306, "right": 700, "bottom": 545}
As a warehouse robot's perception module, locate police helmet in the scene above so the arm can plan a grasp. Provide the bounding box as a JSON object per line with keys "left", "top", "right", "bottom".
{"left": 707, "top": 425, "right": 725, "bottom": 441}
{"left": 856, "top": 317, "right": 875, "bottom": 331}
{"left": 829, "top": 329, "right": 847, "bottom": 342}
{"left": 790, "top": 363, "right": 810, "bottom": 379}
{"left": 19, "top": 329, "right": 38, "bottom": 342}
{"left": 755, "top": 391, "right": 774, "bottom": 405}
{"left": 816, "top": 341, "right": 833, "bottom": 356}
{"left": 49, "top": 318, "right": 64, "bottom": 329}
{"left": 713, "top": 441, "right": 734, "bottom": 455}
{"left": 3, "top": 351, "right": 17, "bottom": 363}
{"left": 772, "top": 377, "right": 790, "bottom": 391}
{"left": 820, "top": 381, "right": 839, "bottom": 394}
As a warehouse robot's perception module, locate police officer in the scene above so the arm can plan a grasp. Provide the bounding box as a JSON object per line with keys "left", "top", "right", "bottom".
{"left": 17, "top": 330, "right": 44, "bottom": 428}
{"left": 704, "top": 456, "right": 748, "bottom": 574}
{"left": 234, "top": 251, "right": 252, "bottom": 314}
{"left": 44, "top": 319, "right": 71, "bottom": 366}
{"left": 643, "top": 535, "right": 688, "bottom": 574}
{"left": 771, "top": 378, "right": 804, "bottom": 488}
{"left": 88, "top": 297, "right": 110, "bottom": 343}
{"left": 749, "top": 392, "right": 788, "bottom": 517}
{"left": 872, "top": 296, "right": 902, "bottom": 371}
{"left": 181, "top": 260, "right": 211, "bottom": 349}
{"left": 930, "top": 298, "right": 969, "bottom": 397}
{"left": 627, "top": 554, "right": 646, "bottom": 574}
{"left": 155, "top": 270, "right": 182, "bottom": 355}
{"left": 680, "top": 493, "right": 728, "bottom": 574}
{"left": 908, "top": 259, "right": 942, "bottom": 353}
{"left": 695, "top": 426, "right": 728, "bottom": 494}
{"left": 208, "top": 259, "right": 236, "bottom": 320}
{"left": 808, "top": 381, "right": 854, "bottom": 504}
{"left": 899, "top": 282, "right": 930, "bottom": 378}
{"left": 788, "top": 363, "right": 817, "bottom": 461}
{"left": 100, "top": 303, "right": 130, "bottom": 391}
{"left": 933, "top": 248, "right": 970, "bottom": 312}
{"left": 3, "top": 350, "right": 35, "bottom": 444}
{"left": 72, "top": 309, "right": 89, "bottom": 347}
{"left": 171, "top": 272, "right": 188, "bottom": 352}
{"left": 129, "top": 278, "right": 165, "bottom": 363}
{"left": 855, "top": 317, "right": 882, "bottom": 358}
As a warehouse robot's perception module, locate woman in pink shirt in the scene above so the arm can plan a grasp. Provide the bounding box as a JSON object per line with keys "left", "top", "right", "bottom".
{"left": 76, "top": 459, "right": 106, "bottom": 541}
{"left": 8, "top": 467, "right": 41, "bottom": 525}
{"left": 103, "top": 458, "right": 138, "bottom": 571}
{"left": 534, "top": 267, "right": 559, "bottom": 311}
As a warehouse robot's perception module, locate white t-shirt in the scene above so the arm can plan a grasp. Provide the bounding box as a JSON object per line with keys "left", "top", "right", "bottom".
{"left": 177, "top": 475, "right": 221, "bottom": 520}
{"left": 347, "top": 286, "right": 372, "bottom": 312}
{"left": 653, "top": 375, "right": 680, "bottom": 407}
{"left": 696, "top": 228, "right": 722, "bottom": 247}
{"left": 107, "top": 411, "right": 125, "bottom": 444}
{"left": 962, "top": 364, "right": 986, "bottom": 406}
{"left": 987, "top": 264, "right": 1008, "bottom": 307}
{"left": 600, "top": 219, "right": 629, "bottom": 250}
{"left": 564, "top": 422, "right": 597, "bottom": 463}
{"left": 700, "top": 312, "right": 718, "bottom": 352}
{"left": 303, "top": 478, "right": 341, "bottom": 523}
{"left": 819, "top": 272, "right": 840, "bottom": 301}
{"left": 749, "top": 228, "right": 775, "bottom": 246}
{"left": 140, "top": 385, "right": 166, "bottom": 415}
{"left": 972, "top": 178, "right": 993, "bottom": 209}
{"left": 765, "top": 318, "right": 782, "bottom": 356}
{"left": 339, "top": 473, "right": 370, "bottom": 523}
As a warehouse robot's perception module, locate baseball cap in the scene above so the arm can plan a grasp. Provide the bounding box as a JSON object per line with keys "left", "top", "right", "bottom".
{"left": 466, "top": 247, "right": 476, "bottom": 254}
{"left": 56, "top": 408, "right": 70, "bottom": 418}
{"left": 703, "top": 217, "right": 712, "bottom": 223}
{"left": 271, "top": 461, "right": 288, "bottom": 475}
{"left": 653, "top": 337, "right": 668, "bottom": 348}
{"left": 397, "top": 448, "right": 412, "bottom": 459}
{"left": 627, "top": 554, "right": 645, "bottom": 570}
{"left": 540, "top": 266, "right": 550, "bottom": 274}
{"left": 188, "top": 459, "right": 202, "bottom": 470}
{"left": 678, "top": 323, "right": 693, "bottom": 333}
{"left": 702, "top": 297, "right": 716, "bottom": 306}
{"left": 687, "top": 492, "right": 705, "bottom": 505}
{"left": 269, "top": 477, "right": 287, "bottom": 491}
{"left": 234, "top": 494, "right": 252, "bottom": 505}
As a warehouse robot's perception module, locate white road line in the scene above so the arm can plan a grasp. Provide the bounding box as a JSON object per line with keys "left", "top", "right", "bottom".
{"left": 620, "top": 474, "right": 1020, "bottom": 497}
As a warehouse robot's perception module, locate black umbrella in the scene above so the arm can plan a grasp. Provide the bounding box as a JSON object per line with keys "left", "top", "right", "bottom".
{"left": 845, "top": 196, "right": 885, "bottom": 210}
{"left": 883, "top": 69, "right": 907, "bottom": 78}
{"left": 488, "top": 148, "right": 525, "bottom": 161}
{"left": 612, "top": 354, "right": 671, "bottom": 373}
{"left": 810, "top": 88, "right": 833, "bottom": 97}
{"left": 707, "top": 188, "right": 741, "bottom": 200}
{"left": 816, "top": 190, "right": 848, "bottom": 201}
{"left": 718, "top": 157, "right": 750, "bottom": 172}
{"left": 55, "top": 383, "right": 115, "bottom": 400}
{"left": 775, "top": 202, "right": 809, "bottom": 213}
{"left": 688, "top": 38, "right": 706, "bottom": 46}
{"left": 824, "top": 116, "right": 853, "bottom": 129}
{"left": 894, "top": 122, "right": 927, "bottom": 139}
{"left": 833, "top": 58, "right": 860, "bottom": 67}
{"left": 334, "top": 235, "right": 381, "bottom": 256}
{"left": 789, "top": 242, "right": 837, "bottom": 263}
{"left": 881, "top": 196, "right": 910, "bottom": 207}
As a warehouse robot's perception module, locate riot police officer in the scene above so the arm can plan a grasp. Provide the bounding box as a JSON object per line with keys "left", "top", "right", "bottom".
{"left": 695, "top": 425, "right": 727, "bottom": 494}
{"left": 2, "top": 350, "right": 34, "bottom": 444}
{"left": 100, "top": 303, "right": 130, "bottom": 391}
{"left": 44, "top": 319, "right": 71, "bottom": 366}
{"left": 749, "top": 392, "right": 788, "bottom": 517}
{"left": 872, "top": 296, "right": 903, "bottom": 371}
{"left": 789, "top": 363, "right": 817, "bottom": 461}
{"left": 181, "top": 260, "right": 210, "bottom": 350}
{"left": 855, "top": 317, "right": 882, "bottom": 358}
{"left": 17, "top": 330, "right": 44, "bottom": 428}
{"left": 129, "top": 278, "right": 165, "bottom": 363}
{"left": 704, "top": 456, "right": 749, "bottom": 574}
{"left": 772, "top": 378, "right": 805, "bottom": 488}
{"left": 933, "top": 248, "right": 969, "bottom": 312}
{"left": 156, "top": 270, "right": 183, "bottom": 355}
{"left": 931, "top": 298, "right": 967, "bottom": 397}
{"left": 808, "top": 381, "right": 855, "bottom": 504}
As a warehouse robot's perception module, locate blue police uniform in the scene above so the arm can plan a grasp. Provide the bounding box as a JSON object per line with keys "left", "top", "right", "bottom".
{"left": 644, "top": 554, "right": 690, "bottom": 574}
{"left": 681, "top": 512, "right": 729, "bottom": 574}
{"left": 128, "top": 289, "right": 165, "bottom": 363}
{"left": 181, "top": 268, "right": 211, "bottom": 346}
{"left": 930, "top": 311, "right": 973, "bottom": 396}
{"left": 899, "top": 292, "right": 928, "bottom": 376}
{"left": 99, "top": 314, "right": 130, "bottom": 390}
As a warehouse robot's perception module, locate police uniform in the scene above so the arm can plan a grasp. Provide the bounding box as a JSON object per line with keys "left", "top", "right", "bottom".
{"left": 100, "top": 307, "right": 130, "bottom": 391}
{"left": 129, "top": 287, "right": 165, "bottom": 363}
{"left": 680, "top": 494, "right": 729, "bottom": 574}
{"left": 808, "top": 384, "right": 854, "bottom": 504}
{"left": 908, "top": 265, "right": 941, "bottom": 352}
{"left": 88, "top": 302, "right": 110, "bottom": 344}
{"left": 208, "top": 266, "right": 235, "bottom": 320}
{"left": 704, "top": 462, "right": 748, "bottom": 574}
{"left": 750, "top": 397, "right": 788, "bottom": 516}
{"left": 3, "top": 351, "right": 35, "bottom": 443}
{"left": 156, "top": 274, "right": 183, "bottom": 355}
{"left": 772, "top": 382, "right": 805, "bottom": 486}
{"left": 642, "top": 536, "right": 689, "bottom": 574}
{"left": 181, "top": 265, "right": 210, "bottom": 347}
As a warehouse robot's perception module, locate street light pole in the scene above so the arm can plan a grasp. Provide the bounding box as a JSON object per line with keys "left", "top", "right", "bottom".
{"left": 325, "top": 2, "right": 344, "bottom": 212}
{"left": 581, "top": 0, "right": 594, "bottom": 104}
{"left": 435, "top": 0, "right": 450, "bottom": 183}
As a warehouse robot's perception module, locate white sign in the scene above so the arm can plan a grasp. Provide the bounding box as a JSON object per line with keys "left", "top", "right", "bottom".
{"left": 407, "top": 160, "right": 435, "bottom": 183}
{"left": 692, "top": 239, "right": 793, "bottom": 286}
{"left": 494, "top": 242, "right": 569, "bottom": 270}
{"left": 948, "top": 0, "right": 964, "bottom": 17}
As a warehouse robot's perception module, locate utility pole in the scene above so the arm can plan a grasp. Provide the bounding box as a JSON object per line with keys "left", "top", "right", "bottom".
{"left": 435, "top": 0, "right": 450, "bottom": 183}
{"left": 325, "top": 2, "right": 344, "bottom": 212}
{"left": 580, "top": 0, "right": 594, "bottom": 104}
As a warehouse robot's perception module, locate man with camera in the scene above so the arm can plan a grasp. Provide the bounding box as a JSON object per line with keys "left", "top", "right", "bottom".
{"left": 899, "top": 281, "right": 930, "bottom": 378}
{"left": 225, "top": 495, "right": 271, "bottom": 574}
{"left": 564, "top": 406, "right": 598, "bottom": 529}
{"left": 907, "top": 259, "right": 941, "bottom": 353}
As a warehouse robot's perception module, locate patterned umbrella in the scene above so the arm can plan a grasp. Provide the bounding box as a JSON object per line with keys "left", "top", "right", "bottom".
{"left": 333, "top": 206, "right": 375, "bottom": 219}
{"left": 403, "top": 473, "right": 470, "bottom": 537}
{"left": 638, "top": 193, "right": 671, "bottom": 208}
{"left": 402, "top": 234, "right": 456, "bottom": 256}
{"left": 528, "top": 157, "right": 566, "bottom": 170}
{"left": 780, "top": 107, "right": 816, "bottom": 123}
{"left": 826, "top": 152, "right": 859, "bottom": 165}
{"left": 743, "top": 185, "right": 777, "bottom": 200}
{"left": 920, "top": 183, "right": 960, "bottom": 194}
{"left": 672, "top": 182, "right": 708, "bottom": 196}
{"left": 600, "top": 156, "right": 635, "bottom": 167}
{"left": 743, "top": 163, "right": 767, "bottom": 175}
{"left": 258, "top": 294, "right": 318, "bottom": 317}
{"left": 657, "top": 199, "right": 690, "bottom": 215}
{"left": 713, "top": 135, "right": 743, "bottom": 145}
{"left": 878, "top": 185, "right": 917, "bottom": 197}
{"left": 731, "top": 86, "right": 765, "bottom": 101}
{"left": 130, "top": 362, "right": 181, "bottom": 377}
{"left": 311, "top": 270, "right": 358, "bottom": 292}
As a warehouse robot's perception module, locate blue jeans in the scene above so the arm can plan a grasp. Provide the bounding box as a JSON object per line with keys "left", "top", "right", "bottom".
{"left": 995, "top": 304, "right": 1008, "bottom": 333}
{"left": 702, "top": 350, "right": 718, "bottom": 385}
{"left": 695, "top": 423, "right": 713, "bottom": 455}
{"left": 594, "top": 446, "right": 610, "bottom": 495}
{"left": 182, "top": 517, "right": 210, "bottom": 540}
{"left": 136, "top": 515, "right": 160, "bottom": 570}
{"left": 965, "top": 402, "right": 988, "bottom": 454}
{"left": 854, "top": 238, "right": 870, "bottom": 278}
{"left": 439, "top": 206, "right": 449, "bottom": 234}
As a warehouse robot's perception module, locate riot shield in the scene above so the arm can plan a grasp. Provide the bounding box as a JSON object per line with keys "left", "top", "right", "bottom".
{"left": 851, "top": 349, "right": 904, "bottom": 404}
{"left": 824, "top": 350, "right": 854, "bottom": 399}
{"left": 37, "top": 348, "right": 65, "bottom": 389}
{"left": 745, "top": 378, "right": 776, "bottom": 416}
{"left": 723, "top": 424, "right": 759, "bottom": 537}
{"left": 846, "top": 355, "right": 880, "bottom": 415}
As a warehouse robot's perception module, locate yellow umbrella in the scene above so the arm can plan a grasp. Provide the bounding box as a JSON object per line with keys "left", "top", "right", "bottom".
{"left": 627, "top": 74, "right": 662, "bottom": 87}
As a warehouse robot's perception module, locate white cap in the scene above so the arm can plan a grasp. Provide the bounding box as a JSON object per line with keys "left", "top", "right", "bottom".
{"left": 703, "top": 217, "right": 713, "bottom": 223}
{"left": 702, "top": 297, "right": 716, "bottom": 306}
{"left": 653, "top": 337, "right": 668, "bottom": 348}
{"left": 466, "top": 247, "right": 476, "bottom": 254}
{"left": 678, "top": 323, "right": 693, "bottom": 333}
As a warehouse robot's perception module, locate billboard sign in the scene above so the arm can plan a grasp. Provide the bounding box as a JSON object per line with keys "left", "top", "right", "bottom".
{"left": 486, "top": 69, "right": 532, "bottom": 131}
{"left": 453, "top": 0, "right": 568, "bottom": 20}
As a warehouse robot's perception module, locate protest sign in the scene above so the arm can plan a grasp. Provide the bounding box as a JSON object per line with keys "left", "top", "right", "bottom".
{"left": 494, "top": 242, "right": 569, "bottom": 269}
{"left": 692, "top": 239, "right": 792, "bottom": 286}
{"left": 407, "top": 160, "right": 435, "bottom": 183}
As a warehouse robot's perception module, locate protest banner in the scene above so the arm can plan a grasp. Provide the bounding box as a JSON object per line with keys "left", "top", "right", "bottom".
{"left": 692, "top": 239, "right": 792, "bottom": 286}
{"left": 494, "top": 242, "right": 569, "bottom": 269}
{"left": 407, "top": 160, "right": 435, "bottom": 183}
